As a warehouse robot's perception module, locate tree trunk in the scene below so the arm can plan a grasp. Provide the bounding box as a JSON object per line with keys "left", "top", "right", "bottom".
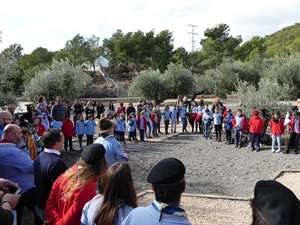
{"left": 261, "top": 115, "right": 271, "bottom": 137}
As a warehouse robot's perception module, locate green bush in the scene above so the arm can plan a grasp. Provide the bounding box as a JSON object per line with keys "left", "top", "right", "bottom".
{"left": 24, "top": 59, "right": 92, "bottom": 101}
{"left": 129, "top": 69, "right": 170, "bottom": 105}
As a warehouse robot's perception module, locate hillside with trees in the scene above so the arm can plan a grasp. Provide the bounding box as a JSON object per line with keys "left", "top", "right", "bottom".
{"left": 1, "top": 22, "right": 300, "bottom": 109}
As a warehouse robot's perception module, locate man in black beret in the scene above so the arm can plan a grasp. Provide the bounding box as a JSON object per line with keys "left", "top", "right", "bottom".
{"left": 121, "top": 157, "right": 192, "bottom": 225}
{"left": 251, "top": 180, "right": 300, "bottom": 225}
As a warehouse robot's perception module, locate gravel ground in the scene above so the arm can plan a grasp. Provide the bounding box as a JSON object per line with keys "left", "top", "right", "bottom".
{"left": 138, "top": 193, "right": 252, "bottom": 225}
{"left": 275, "top": 172, "right": 300, "bottom": 198}
{"left": 22, "top": 130, "right": 300, "bottom": 224}
{"left": 124, "top": 132, "right": 300, "bottom": 198}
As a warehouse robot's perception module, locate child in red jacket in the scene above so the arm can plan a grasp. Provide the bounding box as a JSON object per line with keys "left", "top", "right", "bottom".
{"left": 62, "top": 114, "right": 75, "bottom": 151}
{"left": 269, "top": 111, "right": 284, "bottom": 153}
{"left": 249, "top": 110, "right": 264, "bottom": 152}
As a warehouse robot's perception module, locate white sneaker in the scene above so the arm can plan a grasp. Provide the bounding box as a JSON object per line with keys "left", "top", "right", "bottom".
{"left": 275, "top": 149, "right": 281, "bottom": 153}
{"left": 271, "top": 149, "right": 276, "bottom": 153}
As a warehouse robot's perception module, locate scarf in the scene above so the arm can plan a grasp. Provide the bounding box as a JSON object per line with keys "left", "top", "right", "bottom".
{"left": 152, "top": 200, "right": 187, "bottom": 222}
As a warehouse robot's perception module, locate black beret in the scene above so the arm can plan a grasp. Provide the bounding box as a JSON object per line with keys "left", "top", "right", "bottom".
{"left": 253, "top": 180, "right": 300, "bottom": 224}
{"left": 147, "top": 157, "right": 185, "bottom": 186}
{"left": 81, "top": 143, "right": 106, "bottom": 165}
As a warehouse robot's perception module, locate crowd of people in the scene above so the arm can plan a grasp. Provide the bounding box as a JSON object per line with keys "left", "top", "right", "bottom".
{"left": 0, "top": 94, "right": 300, "bottom": 225}
{"left": 0, "top": 123, "right": 191, "bottom": 225}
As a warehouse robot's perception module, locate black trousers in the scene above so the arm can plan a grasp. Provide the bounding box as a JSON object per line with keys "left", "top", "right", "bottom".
{"left": 119, "top": 131, "right": 125, "bottom": 143}
{"left": 164, "top": 120, "right": 170, "bottom": 134}
{"left": 214, "top": 124, "right": 222, "bottom": 139}
{"left": 288, "top": 132, "right": 300, "bottom": 150}
{"left": 128, "top": 131, "right": 134, "bottom": 141}
{"left": 64, "top": 137, "right": 72, "bottom": 150}
{"left": 86, "top": 135, "right": 94, "bottom": 146}
{"left": 226, "top": 129, "right": 232, "bottom": 142}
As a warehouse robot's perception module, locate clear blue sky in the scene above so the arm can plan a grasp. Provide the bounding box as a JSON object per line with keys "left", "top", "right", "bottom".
{"left": 1, "top": 0, "right": 299, "bottom": 54}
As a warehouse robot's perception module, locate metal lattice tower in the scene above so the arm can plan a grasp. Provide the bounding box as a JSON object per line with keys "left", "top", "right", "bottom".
{"left": 188, "top": 24, "right": 198, "bottom": 52}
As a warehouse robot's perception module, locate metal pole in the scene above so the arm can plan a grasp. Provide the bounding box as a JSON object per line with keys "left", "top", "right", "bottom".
{"left": 188, "top": 24, "right": 198, "bottom": 52}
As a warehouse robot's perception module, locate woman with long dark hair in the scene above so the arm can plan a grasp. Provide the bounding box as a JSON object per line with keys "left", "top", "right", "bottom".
{"left": 19, "top": 104, "right": 36, "bottom": 127}
{"left": 81, "top": 162, "right": 137, "bottom": 225}
{"left": 45, "top": 144, "right": 107, "bottom": 225}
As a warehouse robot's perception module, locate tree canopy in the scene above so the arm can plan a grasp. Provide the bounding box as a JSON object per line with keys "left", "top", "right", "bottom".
{"left": 24, "top": 60, "right": 92, "bottom": 101}
{"left": 1, "top": 22, "right": 300, "bottom": 102}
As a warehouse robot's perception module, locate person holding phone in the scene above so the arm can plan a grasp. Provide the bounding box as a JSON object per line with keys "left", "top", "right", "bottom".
{"left": 0, "top": 178, "right": 21, "bottom": 225}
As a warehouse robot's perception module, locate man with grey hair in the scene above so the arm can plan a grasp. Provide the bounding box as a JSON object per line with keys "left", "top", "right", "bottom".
{"left": 0, "top": 111, "right": 13, "bottom": 137}
{"left": 0, "top": 124, "right": 42, "bottom": 225}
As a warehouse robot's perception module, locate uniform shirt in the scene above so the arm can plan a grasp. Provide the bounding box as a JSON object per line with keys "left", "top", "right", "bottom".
{"left": 180, "top": 107, "right": 187, "bottom": 118}
{"left": 191, "top": 106, "right": 197, "bottom": 113}
{"left": 121, "top": 204, "right": 192, "bottom": 225}
{"left": 51, "top": 120, "right": 63, "bottom": 129}
{"left": 196, "top": 106, "right": 204, "bottom": 114}
{"left": 0, "top": 124, "right": 4, "bottom": 138}
{"left": 81, "top": 194, "right": 134, "bottom": 225}
{"left": 128, "top": 120, "right": 135, "bottom": 132}
{"left": 170, "top": 109, "right": 178, "bottom": 120}
{"left": 118, "top": 119, "right": 126, "bottom": 132}
{"left": 144, "top": 110, "right": 150, "bottom": 122}
{"left": 133, "top": 117, "right": 137, "bottom": 129}
{"left": 203, "top": 113, "right": 213, "bottom": 124}
{"left": 162, "top": 110, "right": 171, "bottom": 121}
{"left": 94, "top": 135, "right": 128, "bottom": 167}
{"left": 84, "top": 120, "right": 96, "bottom": 135}
{"left": 213, "top": 112, "right": 222, "bottom": 125}
{"left": 294, "top": 119, "right": 300, "bottom": 133}
{"left": 76, "top": 120, "right": 85, "bottom": 135}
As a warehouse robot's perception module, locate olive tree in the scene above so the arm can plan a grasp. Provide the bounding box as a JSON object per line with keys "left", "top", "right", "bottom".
{"left": 261, "top": 53, "right": 300, "bottom": 98}
{"left": 0, "top": 54, "right": 18, "bottom": 107}
{"left": 163, "top": 63, "right": 196, "bottom": 98}
{"left": 129, "top": 70, "right": 170, "bottom": 105}
{"left": 237, "top": 77, "right": 292, "bottom": 137}
{"left": 24, "top": 59, "right": 92, "bottom": 101}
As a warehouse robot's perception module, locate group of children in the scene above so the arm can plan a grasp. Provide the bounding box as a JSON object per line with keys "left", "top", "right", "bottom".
{"left": 191, "top": 105, "right": 298, "bottom": 154}
{"left": 111, "top": 112, "right": 138, "bottom": 145}
{"left": 17, "top": 97, "right": 300, "bottom": 156}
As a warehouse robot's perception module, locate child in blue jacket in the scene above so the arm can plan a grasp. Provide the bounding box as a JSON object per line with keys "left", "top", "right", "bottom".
{"left": 224, "top": 108, "right": 234, "bottom": 144}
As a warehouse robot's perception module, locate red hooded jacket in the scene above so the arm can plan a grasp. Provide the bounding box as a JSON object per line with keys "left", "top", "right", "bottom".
{"left": 62, "top": 119, "right": 74, "bottom": 138}
{"left": 269, "top": 118, "right": 284, "bottom": 135}
{"left": 249, "top": 116, "right": 264, "bottom": 134}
